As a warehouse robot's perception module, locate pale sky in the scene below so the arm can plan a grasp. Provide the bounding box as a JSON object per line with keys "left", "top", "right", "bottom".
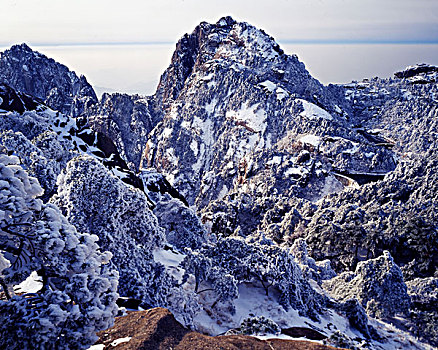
{"left": 2, "top": 0, "right": 438, "bottom": 95}
{"left": 2, "top": 0, "right": 438, "bottom": 46}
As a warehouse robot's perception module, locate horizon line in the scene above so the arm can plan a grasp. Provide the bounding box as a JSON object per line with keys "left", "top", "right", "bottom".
{"left": 1, "top": 39, "right": 438, "bottom": 48}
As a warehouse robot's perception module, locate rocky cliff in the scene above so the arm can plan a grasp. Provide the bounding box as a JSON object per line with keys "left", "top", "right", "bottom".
{"left": 0, "top": 43, "right": 97, "bottom": 117}
{"left": 142, "top": 17, "right": 396, "bottom": 213}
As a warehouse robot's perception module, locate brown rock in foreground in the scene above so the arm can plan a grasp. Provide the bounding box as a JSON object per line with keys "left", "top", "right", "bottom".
{"left": 96, "top": 308, "right": 344, "bottom": 350}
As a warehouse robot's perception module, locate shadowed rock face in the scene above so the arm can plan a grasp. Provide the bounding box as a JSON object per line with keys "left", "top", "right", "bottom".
{"left": 0, "top": 43, "right": 97, "bottom": 116}
{"left": 85, "top": 92, "right": 158, "bottom": 171}
{"left": 154, "top": 17, "right": 237, "bottom": 114}
{"left": 394, "top": 64, "right": 438, "bottom": 79}
{"left": 96, "top": 308, "right": 344, "bottom": 350}
{"left": 0, "top": 83, "right": 41, "bottom": 113}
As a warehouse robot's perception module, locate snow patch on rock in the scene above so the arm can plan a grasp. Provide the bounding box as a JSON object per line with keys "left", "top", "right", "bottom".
{"left": 299, "top": 134, "right": 321, "bottom": 147}
{"left": 226, "top": 102, "right": 267, "bottom": 133}
{"left": 298, "top": 100, "right": 333, "bottom": 121}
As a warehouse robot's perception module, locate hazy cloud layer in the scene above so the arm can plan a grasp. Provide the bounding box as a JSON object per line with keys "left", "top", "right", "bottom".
{"left": 2, "top": 0, "right": 438, "bottom": 46}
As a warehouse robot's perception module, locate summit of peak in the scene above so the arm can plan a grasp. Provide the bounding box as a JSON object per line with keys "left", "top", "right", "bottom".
{"left": 216, "top": 16, "right": 237, "bottom": 27}
{"left": 2, "top": 43, "right": 47, "bottom": 61}
{"left": 0, "top": 42, "right": 97, "bottom": 116}
{"left": 154, "top": 17, "right": 294, "bottom": 111}
{"left": 9, "top": 43, "right": 33, "bottom": 52}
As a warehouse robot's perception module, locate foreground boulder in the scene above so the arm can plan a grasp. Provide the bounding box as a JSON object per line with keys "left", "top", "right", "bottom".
{"left": 95, "top": 308, "right": 343, "bottom": 349}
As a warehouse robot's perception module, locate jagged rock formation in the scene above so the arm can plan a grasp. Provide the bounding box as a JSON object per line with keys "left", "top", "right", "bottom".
{"left": 343, "top": 63, "right": 438, "bottom": 155}
{"left": 0, "top": 43, "right": 97, "bottom": 116}
{"left": 141, "top": 18, "right": 397, "bottom": 245}
{"left": 85, "top": 93, "right": 159, "bottom": 171}
{"left": 297, "top": 64, "right": 438, "bottom": 291}
{"left": 0, "top": 82, "right": 144, "bottom": 199}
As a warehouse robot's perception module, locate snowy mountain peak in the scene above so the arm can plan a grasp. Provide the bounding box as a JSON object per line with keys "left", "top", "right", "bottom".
{"left": 154, "top": 17, "right": 236, "bottom": 111}
{"left": 144, "top": 18, "right": 366, "bottom": 207}
{"left": 5, "top": 43, "right": 33, "bottom": 54}
{"left": 0, "top": 43, "right": 97, "bottom": 116}
{"left": 394, "top": 63, "right": 438, "bottom": 79}
{"left": 215, "top": 20, "right": 285, "bottom": 62}
{"left": 155, "top": 17, "right": 303, "bottom": 113}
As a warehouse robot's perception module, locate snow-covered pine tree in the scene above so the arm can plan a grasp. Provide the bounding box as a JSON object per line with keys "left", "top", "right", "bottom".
{"left": 180, "top": 248, "right": 212, "bottom": 292}
{"left": 52, "top": 155, "right": 172, "bottom": 307}
{"left": 182, "top": 236, "right": 324, "bottom": 320}
{"left": 0, "top": 154, "right": 119, "bottom": 349}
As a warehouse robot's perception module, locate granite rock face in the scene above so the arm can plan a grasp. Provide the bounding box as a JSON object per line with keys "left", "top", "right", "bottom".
{"left": 142, "top": 17, "right": 396, "bottom": 220}
{"left": 85, "top": 93, "right": 159, "bottom": 171}
{"left": 0, "top": 43, "right": 97, "bottom": 116}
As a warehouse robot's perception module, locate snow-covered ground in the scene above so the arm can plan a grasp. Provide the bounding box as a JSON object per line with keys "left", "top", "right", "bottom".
{"left": 14, "top": 271, "right": 42, "bottom": 294}
{"left": 152, "top": 246, "right": 433, "bottom": 350}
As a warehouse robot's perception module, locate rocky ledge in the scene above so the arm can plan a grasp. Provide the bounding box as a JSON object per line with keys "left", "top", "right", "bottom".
{"left": 95, "top": 308, "right": 344, "bottom": 350}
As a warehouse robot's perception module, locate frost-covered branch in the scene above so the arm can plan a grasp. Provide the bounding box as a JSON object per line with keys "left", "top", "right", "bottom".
{"left": 0, "top": 154, "right": 119, "bottom": 349}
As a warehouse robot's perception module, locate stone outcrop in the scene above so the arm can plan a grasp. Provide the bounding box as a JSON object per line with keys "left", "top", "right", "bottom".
{"left": 95, "top": 308, "right": 344, "bottom": 350}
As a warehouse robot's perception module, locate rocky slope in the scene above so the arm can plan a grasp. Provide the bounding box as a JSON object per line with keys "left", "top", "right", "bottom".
{"left": 0, "top": 82, "right": 143, "bottom": 199}
{"left": 85, "top": 93, "right": 158, "bottom": 171}
{"left": 94, "top": 308, "right": 344, "bottom": 350}
{"left": 0, "top": 43, "right": 162, "bottom": 173}
{"left": 343, "top": 63, "right": 438, "bottom": 155}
